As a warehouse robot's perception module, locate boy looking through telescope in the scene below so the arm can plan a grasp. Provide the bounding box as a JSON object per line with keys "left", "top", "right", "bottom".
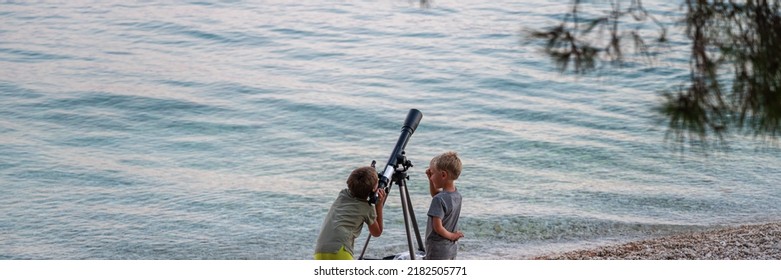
{"left": 314, "top": 166, "right": 387, "bottom": 260}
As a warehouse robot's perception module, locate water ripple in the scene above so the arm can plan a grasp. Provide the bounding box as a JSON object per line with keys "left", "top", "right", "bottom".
{"left": 1, "top": 0, "right": 780, "bottom": 260}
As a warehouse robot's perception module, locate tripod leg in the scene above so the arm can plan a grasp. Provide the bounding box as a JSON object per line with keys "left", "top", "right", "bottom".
{"left": 358, "top": 235, "right": 371, "bottom": 260}
{"left": 398, "top": 179, "right": 417, "bottom": 260}
{"left": 402, "top": 179, "right": 425, "bottom": 252}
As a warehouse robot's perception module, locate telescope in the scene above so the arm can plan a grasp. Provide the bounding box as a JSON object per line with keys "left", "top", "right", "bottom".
{"left": 369, "top": 108, "right": 423, "bottom": 205}
{"left": 360, "top": 108, "right": 425, "bottom": 260}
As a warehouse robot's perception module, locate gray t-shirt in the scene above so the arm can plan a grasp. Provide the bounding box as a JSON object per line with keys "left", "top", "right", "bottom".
{"left": 424, "top": 189, "right": 462, "bottom": 260}
{"left": 315, "top": 188, "right": 377, "bottom": 257}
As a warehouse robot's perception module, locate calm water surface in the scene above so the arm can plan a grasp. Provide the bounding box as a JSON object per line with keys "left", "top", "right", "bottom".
{"left": 1, "top": 0, "right": 780, "bottom": 259}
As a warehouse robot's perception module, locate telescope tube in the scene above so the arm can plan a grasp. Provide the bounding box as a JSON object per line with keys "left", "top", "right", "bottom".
{"left": 377, "top": 108, "right": 422, "bottom": 191}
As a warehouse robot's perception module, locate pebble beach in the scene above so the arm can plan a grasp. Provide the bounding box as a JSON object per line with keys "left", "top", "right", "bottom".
{"left": 533, "top": 222, "right": 781, "bottom": 260}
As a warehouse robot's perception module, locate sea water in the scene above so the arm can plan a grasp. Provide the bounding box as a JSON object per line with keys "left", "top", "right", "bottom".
{"left": 1, "top": 0, "right": 780, "bottom": 259}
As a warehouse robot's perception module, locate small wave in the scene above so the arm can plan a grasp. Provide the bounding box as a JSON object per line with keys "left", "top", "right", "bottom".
{"left": 461, "top": 215, "right": 709, "bottom": 243}
{"left": 0, "top": 47, "right": 77, "bottom": 62}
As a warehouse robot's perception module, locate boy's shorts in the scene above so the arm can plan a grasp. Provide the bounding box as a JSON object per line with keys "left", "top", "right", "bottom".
{"left": 314, "top": 245, "right": 353, "bottom": 260}
{"left": 424, "top": 241, "right": 458, "bottom": 260}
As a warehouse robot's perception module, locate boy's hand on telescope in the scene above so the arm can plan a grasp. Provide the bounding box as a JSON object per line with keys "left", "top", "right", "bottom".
{"left": 376, "top": 187, "right": 387, "bottom": 204}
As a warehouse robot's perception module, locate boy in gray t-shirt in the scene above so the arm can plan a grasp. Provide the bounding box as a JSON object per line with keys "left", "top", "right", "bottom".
{"left": 315, "top": 166, "right": 387, "bottom": 260}
{"left": 424, "top": 151, "right": 464, "bottom": 260}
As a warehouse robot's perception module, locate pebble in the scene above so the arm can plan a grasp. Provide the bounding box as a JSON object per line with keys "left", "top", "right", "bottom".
{"left": 533, "top": 222, "right": 781, "bottom": 260}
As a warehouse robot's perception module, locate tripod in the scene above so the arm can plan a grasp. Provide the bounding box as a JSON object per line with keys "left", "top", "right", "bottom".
{"left": 358, "top": 153, "right": 425, "bottom": 260}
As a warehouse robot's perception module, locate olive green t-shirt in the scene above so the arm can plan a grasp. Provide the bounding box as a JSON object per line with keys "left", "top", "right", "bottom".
{"left": 315, "top": 188, "right": 377, "bottom": 257}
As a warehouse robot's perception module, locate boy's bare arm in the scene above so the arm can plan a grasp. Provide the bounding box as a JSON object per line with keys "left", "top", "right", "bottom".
{"left": 368, "top": 188, "right": 386, "bottom": 237}
{"left": 426, "top": 168, "right": 440, "bottom": 197}
{"left": 428, "top": 182, "right": 439, "bottom": 197}
{"left": 368, "top": 209, "right": 382, "bottom": 237}
{"left": 432, "top": 217, "right": 464, "bottom": 242}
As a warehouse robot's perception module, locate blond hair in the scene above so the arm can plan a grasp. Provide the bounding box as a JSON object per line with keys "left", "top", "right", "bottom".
{"left": 431, "top": 151, "right": 462, "bottom": 180}
{"left": 346, "top": 166, "right": 378, "bottom": 200}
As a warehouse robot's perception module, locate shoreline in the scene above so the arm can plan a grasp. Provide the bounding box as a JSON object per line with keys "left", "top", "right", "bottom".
{"left": 532, "top": 221, "right": 781, "bottom": 259}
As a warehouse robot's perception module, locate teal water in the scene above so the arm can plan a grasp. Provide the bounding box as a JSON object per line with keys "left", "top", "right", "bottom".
{"left": 1, "top": 0, "right": 780, "bottom": 259}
